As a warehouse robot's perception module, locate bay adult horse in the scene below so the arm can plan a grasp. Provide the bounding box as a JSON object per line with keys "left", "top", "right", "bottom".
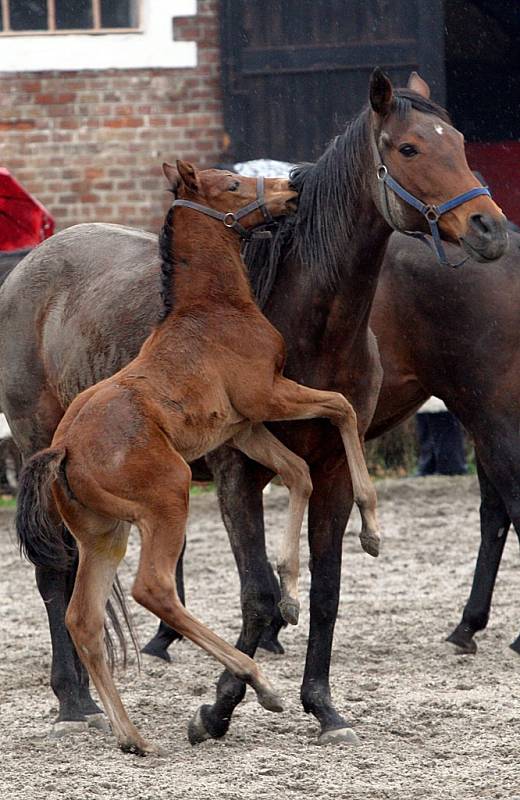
{"left": 368, "top": 229, "right": 520, "bottom": 656}
{"left": 2, "top": 69, "right": 507, "bottom": 743}
{"left": 18, "top": 161, "right": 374, "bottom": 755}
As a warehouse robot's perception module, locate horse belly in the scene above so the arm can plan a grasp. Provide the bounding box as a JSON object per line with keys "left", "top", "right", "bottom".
{"left": 174, "top": 410, "right": 249, "bottom": 463}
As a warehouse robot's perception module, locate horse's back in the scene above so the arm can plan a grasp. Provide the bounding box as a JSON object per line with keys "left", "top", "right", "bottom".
{"left": 0, "top": 223, "right": 162, "bottom": 451}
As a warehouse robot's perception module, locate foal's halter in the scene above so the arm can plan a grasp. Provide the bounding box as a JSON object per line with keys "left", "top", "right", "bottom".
{"left": 171, "top": 175, "right": 274, "bottom": 241}
{"left": 371, "top": 134, "right": 491, "bottom": 267}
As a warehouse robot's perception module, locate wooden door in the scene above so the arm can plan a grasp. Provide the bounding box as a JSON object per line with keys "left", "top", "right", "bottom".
{"left": 220, "top": 0, "right": 445, "bottom": 162}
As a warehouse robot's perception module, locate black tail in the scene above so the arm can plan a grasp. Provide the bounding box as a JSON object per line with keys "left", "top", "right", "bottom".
{"left": 16, "top": 447, "right": 70, "bottom": 570}
{"left": 105, "top": 575, "right": 141, "bottom": 671}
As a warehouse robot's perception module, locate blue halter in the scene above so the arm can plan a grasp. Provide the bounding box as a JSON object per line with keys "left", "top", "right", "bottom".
{"left": 371, "top": 135, "right": 492, "bottom": 267}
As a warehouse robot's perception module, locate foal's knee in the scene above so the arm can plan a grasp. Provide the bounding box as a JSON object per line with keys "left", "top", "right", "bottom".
{"left": 281, "top": 457, "right": 313, "bottom": 499}
{"left": 331, "top": 394, "right": 357, "bottom": 428}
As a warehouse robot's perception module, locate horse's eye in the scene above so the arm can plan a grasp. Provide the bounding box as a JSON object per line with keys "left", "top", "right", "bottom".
{"left": 399, "top": 144, "right": 418, "bottom": 158}
{"left": 229, "top": 181, "right": 239, "bottom": 192}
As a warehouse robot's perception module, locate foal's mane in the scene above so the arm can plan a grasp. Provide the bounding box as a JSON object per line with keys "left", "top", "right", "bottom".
{"left": 246, "top": 89, "right": 450, "bottom": 308}
{"left": 158, "top": 204, "right": 176, "bottom": 321}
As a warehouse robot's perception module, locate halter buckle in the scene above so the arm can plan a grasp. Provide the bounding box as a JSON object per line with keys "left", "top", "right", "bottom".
{"left": 377, "top": 165, "right": 388, "bottom": 181}
{"left": 223, "top": 212, "right": 236, "bottom": 227}
{"left": 424, "top": 205, "right": 440, "bottom": 222}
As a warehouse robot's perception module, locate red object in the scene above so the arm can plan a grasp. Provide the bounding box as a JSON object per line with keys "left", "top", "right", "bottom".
{"left": 0, "top": 168, "right": 55, "bottom": 251}
{"left": 466, "top": 142, "right": 520, "bottom": 227}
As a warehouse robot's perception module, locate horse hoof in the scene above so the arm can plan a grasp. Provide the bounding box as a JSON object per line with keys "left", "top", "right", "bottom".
{"left": 278, "top": 598, "right": 300, "bottom": 626}
{"left": 445, "top": 631, "right": 477, "bottom": 655}
{"left": 258, "top": 634, "right": 285, "bottom": 655}
{"left": 256, "top": 686, "right": 284, "bottom": 713}
{"left": 86, "top": 713, "right": 111, "bottom": 733}
{"left": 509, "top": 638, "right": 520, "bottom": 655}
{"left": 120, "top": 738, "right": 164, "bottom": 757}
{"left": 188, "top": 707, "right": 213, "bottom": 746}
{"left": 141, "top": 641, "right": 172, "bottom": 663}
{"left": 359, "top": 530, "right": 380, "bottom": 558}
{"left": 49, "top": 720, "right": 89, "bottom": 739}
{"left": 318, "top": 727, "right": 360, "bottom": 746}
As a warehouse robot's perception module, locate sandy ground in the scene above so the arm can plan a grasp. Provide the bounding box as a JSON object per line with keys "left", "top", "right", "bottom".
{"left": 1, "top": 475, "right": 520, "bottom": 800}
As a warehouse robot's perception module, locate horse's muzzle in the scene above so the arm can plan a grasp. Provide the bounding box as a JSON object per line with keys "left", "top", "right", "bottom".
{"left": 460, "top": 213, "right": 509, "bottom": 262}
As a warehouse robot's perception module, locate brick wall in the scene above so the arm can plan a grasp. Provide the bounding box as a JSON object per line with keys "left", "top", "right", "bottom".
{"left": 0, "top": 0, "right": 223, "bottom": 233}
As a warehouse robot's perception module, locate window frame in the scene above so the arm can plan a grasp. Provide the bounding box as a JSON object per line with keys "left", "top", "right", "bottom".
{"left": 0, "top": 0, "right": 143, "bottom": 36}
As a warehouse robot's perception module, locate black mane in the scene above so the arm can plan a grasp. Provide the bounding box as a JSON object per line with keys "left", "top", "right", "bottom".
{"left": 246, "top": 89, "right": 451, "bottom": 307}
{"left": 158, "top": 205, "right": 175, "bottom": 321}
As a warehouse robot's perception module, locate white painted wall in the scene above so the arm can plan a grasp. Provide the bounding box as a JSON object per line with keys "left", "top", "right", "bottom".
{"left": 0, "top": 0, "right": 197, "bottom": 72}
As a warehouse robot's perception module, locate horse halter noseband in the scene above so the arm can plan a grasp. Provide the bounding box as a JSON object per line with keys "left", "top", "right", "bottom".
{"left": 371, "top": 134, "right": 492, "bottom": 267}
{"left": 170, "top": 175, "right": 274, "bottom": 241}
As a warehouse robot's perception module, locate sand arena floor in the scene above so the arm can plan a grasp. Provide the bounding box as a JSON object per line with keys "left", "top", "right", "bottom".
{"left": 1, "top": 475, "right": 519, "bottom": 800}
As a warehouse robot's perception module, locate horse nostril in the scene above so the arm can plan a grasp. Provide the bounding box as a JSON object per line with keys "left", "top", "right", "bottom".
{"left": 469, "top": 213, "right": 493, "bottom": 237}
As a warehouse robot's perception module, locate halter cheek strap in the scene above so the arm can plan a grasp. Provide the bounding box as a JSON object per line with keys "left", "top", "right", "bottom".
{"left": 171, "top": 175, "right": 273, "bottom": 241}
{"left": 371, "top": 135, "right": 492, "bottom": 268}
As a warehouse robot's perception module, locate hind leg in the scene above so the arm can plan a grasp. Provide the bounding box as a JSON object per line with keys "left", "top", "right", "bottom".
{"left": 132, "top": 455, "right": 283, "bottom": 717}
{"left": 447, "top": 456, "right": 510, "bottom": 654}
{"left": 140, "top": 543, "right": 186, "bottom": 662}
{"left": 232, "top": 424, "right": 312, "bottom": 626}
{"left": 63, "top": 523, "right": 157, "bottom": 754}
{"left": 36, "top": 560, "right": 103, "bottom": 734}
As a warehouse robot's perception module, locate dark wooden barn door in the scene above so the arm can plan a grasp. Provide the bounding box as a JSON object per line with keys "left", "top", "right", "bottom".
{"left": 220, "top": 0, "right": 445, "bottom": 162}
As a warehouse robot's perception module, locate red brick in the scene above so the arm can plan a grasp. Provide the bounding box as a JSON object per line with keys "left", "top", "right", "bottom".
{"left": 0, "top": 0, "right": 224, "bottom": 232}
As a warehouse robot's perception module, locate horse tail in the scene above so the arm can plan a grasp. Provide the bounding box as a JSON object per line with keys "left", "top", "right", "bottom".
{"left": 16, "top": 447, "right": 70, "bottom": 570}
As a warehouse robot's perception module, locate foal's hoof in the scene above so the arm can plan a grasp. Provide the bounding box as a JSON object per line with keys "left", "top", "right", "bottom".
{"left": 188, "top": 706, "right": 213, "bottom": 746}
{"left": 278, "top": 598, "right": 300, "bottom": 626}
{"left": 141, "top": 640, "right": 172, "bottom": 663}
{"left": 256, "top": 686, "right": 284, "bottom": 713}
{"left": 318, "top": 726, "right": 360, "bottom": 746}
{"left": 86, "top": 713, "right": 111, "bottom": 734}
{"left": 49, "top": 720, "right": 89, "bottom": 739}
{"left": 359, "top": 529, "right": 380, "bottom": 558}
{"left": 446, "top": 628, "right": 477, "bottom": 655}
{"left": 119, "top": 738, "right": 164, "bottom": 757}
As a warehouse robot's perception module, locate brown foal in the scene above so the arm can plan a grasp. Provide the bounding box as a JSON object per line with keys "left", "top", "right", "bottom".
{"left": 19, "top": 162, "right": 379, "bottom": 754}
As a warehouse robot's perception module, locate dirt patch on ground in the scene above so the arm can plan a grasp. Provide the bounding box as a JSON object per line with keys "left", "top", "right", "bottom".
{"left": 1, "top": 476, "right": 519, "bottom": 800}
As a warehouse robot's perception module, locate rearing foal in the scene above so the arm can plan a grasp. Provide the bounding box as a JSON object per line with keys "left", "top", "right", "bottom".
{"left": 17, "top": 162, "right": 379, "bottom": 755}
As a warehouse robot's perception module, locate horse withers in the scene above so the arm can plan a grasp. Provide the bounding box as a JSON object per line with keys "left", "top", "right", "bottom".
{"left": 16, "top": 162, "right": 380, "bottom": 755}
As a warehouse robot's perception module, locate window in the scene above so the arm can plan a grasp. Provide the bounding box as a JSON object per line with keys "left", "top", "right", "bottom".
{"left": 0, "top": 0, "right": 141, "bottom": 34}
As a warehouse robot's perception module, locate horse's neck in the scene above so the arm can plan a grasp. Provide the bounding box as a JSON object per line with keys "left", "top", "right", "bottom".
{"left": 170, "top": 219, "right": 253, "bottom": 311}
{"left": 334, "top": 199, "right": 391, "bottom": 323}
{"left": 282, "top": 197, "right": 391, "bottom": 344}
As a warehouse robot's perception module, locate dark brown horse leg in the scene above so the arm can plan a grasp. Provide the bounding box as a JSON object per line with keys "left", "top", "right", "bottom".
{"left": 300, "top": 459, "right": 359, "bottom": 745}
{"left": 188, "top": 445, "right": 282, "bottom": 745}
{"left": 35, "top": 560, "right": 102, "bottom": 735}
{"left": 447, "top": 455, "right": 510, "bottom": 654}
{"left": 232, "top": 424, "right": 313, "bottom": 625}
{"left": 32, "top": 522, "right": 105, "bottom": 736}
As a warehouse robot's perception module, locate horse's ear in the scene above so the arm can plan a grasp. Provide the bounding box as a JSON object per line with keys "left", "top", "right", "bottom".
{"left": 407, "top": 71, "right": 431, "bottom": 99}
{"left": 176, "top": 160, "right": 199, "bottom": 193}
{"left": 162, "top": 162, "right": 181, "bottom": 192}
{"left": 369, "top": 67, "right": 394, "bottom": 116}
